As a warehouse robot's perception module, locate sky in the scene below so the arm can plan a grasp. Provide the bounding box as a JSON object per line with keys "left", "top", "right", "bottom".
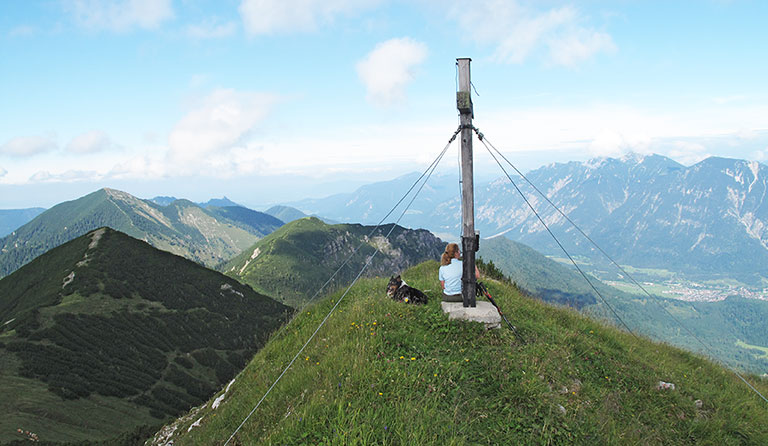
{"left": 2, "top": 0, "right": 768, "bottom": 209}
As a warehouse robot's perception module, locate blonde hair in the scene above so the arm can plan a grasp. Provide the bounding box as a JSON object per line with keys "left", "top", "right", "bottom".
{"left": 441, "top": 243, "right": 459, "bottom": 265}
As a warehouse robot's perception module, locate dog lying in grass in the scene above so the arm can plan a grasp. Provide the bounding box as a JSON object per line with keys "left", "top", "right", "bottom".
{"left": 386, "top": 275, "right": 428, "bottom": 305}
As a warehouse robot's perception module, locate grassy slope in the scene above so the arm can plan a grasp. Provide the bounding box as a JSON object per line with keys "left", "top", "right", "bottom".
{"left": 478, "top": 236, "right": 630, "bottom": 308}
{"left": 480, "top": 236, "right": 768, "bottom": 374}
{"left": 0, "top": 356, "right": 157, "bottom": 445}
{"left": 222, "top": 217, "right": 443, "bottom": 308}
{"left": 158, "top": 262, "right": 768, "bottom": 445}
{"left": 221, "top": 217, "right": 347, "bottom": 306}
{"left": 587, "top": 293, "right": 768, "bottom": 375}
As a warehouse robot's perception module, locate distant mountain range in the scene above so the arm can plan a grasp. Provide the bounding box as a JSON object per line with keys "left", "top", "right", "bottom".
{"left": 287, "top": 155, "right": 768, "bottom": 282}
{"left": 0, "top": 227, "right": 290, "bottom": 444}
{"left": 289, "top": 172, "right": 459, "bottom": 234}
{"left": 0, "top": 207, "right": 45, "bottom": 237}
{"left": 0, "top": 188, "right": 283, "bottom": 278}
{"left": 221, "top": 217, "right": 444, "bottom": 307}
{"left": 148, "top": 195, "right": 243, "bottom": 208}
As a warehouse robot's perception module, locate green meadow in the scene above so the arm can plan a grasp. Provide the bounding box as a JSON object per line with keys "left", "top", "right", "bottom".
{"left": 159, "top": 261, "right": 768, "bottom": 445}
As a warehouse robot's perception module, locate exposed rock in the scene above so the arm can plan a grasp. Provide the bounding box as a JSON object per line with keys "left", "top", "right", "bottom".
{"left": 657, "top": 381, "right": 676, "bottom": 391}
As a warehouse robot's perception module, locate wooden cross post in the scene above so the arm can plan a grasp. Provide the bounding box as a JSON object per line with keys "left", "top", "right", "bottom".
{"left": 456, "top": 58, "right": 477, "bottom": 307}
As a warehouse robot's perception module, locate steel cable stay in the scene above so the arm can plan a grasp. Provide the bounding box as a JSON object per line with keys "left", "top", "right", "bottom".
{"left": 247, "top": 126, "right": 463, "bottom": 359}
{"left": 476, "top": 134, "right": 637, "bottom": 338}
{"left": 223, "top": 128, "right": 459, "bottom": 445}
{"left": 475, "top": 128, "right": 768, "bottom": 405}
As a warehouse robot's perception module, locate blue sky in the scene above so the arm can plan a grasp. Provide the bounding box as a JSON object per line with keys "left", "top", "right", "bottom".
{"left": 1, "top": 0, "right": 767, "bottom": 208}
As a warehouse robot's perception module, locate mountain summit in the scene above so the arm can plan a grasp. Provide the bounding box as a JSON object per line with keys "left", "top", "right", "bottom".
{"left": 152, "top": 262, "right": 768, "bottom": 445}
{"left": 0, "top": 188, "right": 282, "bottom": 277}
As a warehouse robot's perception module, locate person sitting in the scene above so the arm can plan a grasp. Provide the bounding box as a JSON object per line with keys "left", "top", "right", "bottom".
{"left": 438, "top": 242, "right": 480, "bottom": 302}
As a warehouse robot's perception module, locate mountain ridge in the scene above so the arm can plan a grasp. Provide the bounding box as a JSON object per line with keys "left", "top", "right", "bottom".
{"left": 283, "top": 154, "right": 768, "bottom": 280}
{"left": 0, "top": 188, "right": 282, "bottom": 278}
{"left": 221, "top": 217, "right": 444, "bottom": 307}
{"left": 0, "top": 227, "right": 290, "bottom": 444}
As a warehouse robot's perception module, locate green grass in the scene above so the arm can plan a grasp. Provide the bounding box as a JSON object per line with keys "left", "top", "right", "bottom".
{"left": 615, "top": 265, "right": 677, "bottom": 280}
{"left": 159, "top": 261, "right": 768, "bottom": 445}
{"left": 736, "top": 340, "right": 768, "bottom": 360}
{"left": 603, "top": 280, "right": 671, "bottom": 297}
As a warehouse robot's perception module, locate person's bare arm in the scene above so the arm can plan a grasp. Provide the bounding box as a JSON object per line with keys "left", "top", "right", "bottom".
{"left": 440, "top": 280, "right": 445, "bottom": 290}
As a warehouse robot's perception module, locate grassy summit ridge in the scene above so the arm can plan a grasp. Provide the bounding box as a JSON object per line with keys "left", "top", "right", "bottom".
{"left": 221, "top": 217, "right": 443, "bottom": 307}
{"left": 157, "top": 262, "right": 768, "bottom": 445}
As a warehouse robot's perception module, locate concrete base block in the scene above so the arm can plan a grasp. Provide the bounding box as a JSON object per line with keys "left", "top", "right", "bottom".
{"left": 441, "top": 301, "right": 502, "bottom": 329}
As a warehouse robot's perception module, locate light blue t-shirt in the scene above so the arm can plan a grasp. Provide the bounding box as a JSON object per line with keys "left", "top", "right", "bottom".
{"left": 439, "top": 259, "right": 463, "bottom": 295}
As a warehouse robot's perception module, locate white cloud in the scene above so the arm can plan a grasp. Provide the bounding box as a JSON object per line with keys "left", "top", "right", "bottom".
{"left": 108, "top": 154, "right": 167, "bottom": 179}
{"left": 251, "top": 120, "right": 453, "bottom": 176}
{"left": 65, "top": 0, "right": 174, "bottom": 32}
{"left": 186, "top": 19, "right": 237, "bottom": 39}
{"left": 29, "top": 169, "right": 101, "bottom": 183}
{"left": 238, "top": 0, "right": 380, "bottom": 35}
{"left": 667, "top": 141, "right": 710, "bottom": 165}
{"left": 753, "top": 148, "right": 768, "bottom": 162}
{"left": 547, "top": 27, "right": 616, "bottom": 67}
{"left": 356, "top": 37, "right": 428, "bottom": 107}
{"left": 0, "top": 166, "right": 6, "bottom": 178}
{"left": 8, "top": 25, "right": 37, "bottom": 37}
{"left": 587, "top": 129, "right": 651, "bottom": 158}
{"left": 65, "top": 130, "right": 119, "bottom": 154}
{"left": 167, "top": 88, "right": 278, "bottom": 169}
{"left": 0, "top": 136, "right": 58, "bottom": 157}
{"left": 448, "top": 0, "right": 615, "bottom": 66}
{"left": 712, "top": 94, "right": 747, "bottom": 105}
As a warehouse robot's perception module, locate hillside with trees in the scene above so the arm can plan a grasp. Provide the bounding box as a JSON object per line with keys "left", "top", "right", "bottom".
{"left": 0, "top": 228, "right": 290, "bottom": 444}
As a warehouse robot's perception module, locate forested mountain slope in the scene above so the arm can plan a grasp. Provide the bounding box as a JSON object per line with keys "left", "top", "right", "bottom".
{"left": 0, "top": 228, "right": 290, "bottom": 445}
